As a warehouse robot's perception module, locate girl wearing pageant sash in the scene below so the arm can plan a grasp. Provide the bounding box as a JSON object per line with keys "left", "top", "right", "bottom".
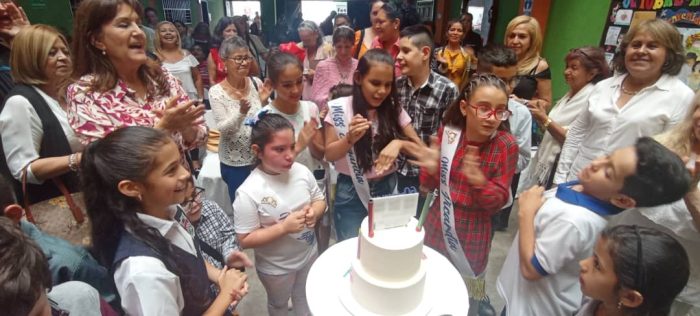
{"left": 323, "top": 49, "right": 422, "bottom": 241}
{"left": 406, "top": 73, "right": 518, "bottom": 315}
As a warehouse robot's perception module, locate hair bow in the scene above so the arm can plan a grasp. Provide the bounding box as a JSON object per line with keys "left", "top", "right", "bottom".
{"left": 244, "top": 109, "right": 269, "bottom": 127}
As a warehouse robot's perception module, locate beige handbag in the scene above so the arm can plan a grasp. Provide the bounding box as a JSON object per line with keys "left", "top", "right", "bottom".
{"left": 22, "top": 168, "right": 91, "bottom": 246}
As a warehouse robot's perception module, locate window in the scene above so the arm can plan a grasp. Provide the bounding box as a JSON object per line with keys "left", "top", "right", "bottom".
{"left": 163, "top": 0, "right": 192, "bottom": 24}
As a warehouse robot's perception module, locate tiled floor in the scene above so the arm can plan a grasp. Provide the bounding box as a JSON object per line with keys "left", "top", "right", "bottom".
{"left": 235, "top": 209, "right": 520, "bottom": 315}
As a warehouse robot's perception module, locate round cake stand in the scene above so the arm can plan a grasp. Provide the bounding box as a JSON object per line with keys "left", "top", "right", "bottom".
{"left": 306, "top": 238, "right": 469, "bottom": 316}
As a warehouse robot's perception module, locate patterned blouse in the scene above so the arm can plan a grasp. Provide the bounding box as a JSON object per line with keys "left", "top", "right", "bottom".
{"left": 420, "top": 128, "right": 518, "bottom": 275}
{"left": 66, "top": 69, "right": 207, "bottom": 156}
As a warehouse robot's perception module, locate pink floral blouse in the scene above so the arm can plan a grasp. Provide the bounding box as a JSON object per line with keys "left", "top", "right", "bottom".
{"left": 66, "top": 69, "right": 207, "bottom": 154}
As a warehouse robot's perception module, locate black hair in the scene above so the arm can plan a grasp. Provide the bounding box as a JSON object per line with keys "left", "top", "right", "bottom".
{"left": 332, "top": 25, "right": 355, "bottom": 45}
{"left": 212, "top": 16, "right": 237, "bottom": 48}
{"left": 399, "top": 24, "right": 435, "bottom": 52}
{"left": 144, "top": 6, "right": 157, "bottom": 16}
{"left": 397, "top": 0, "right": 422, "bottom": 30}
{"left": 443, "top": 73, "right": 510, "bottom": 132}
{"left": 250, "top": 113, "right": 295, "bottom": 166}
{"left": 80, "top": 126, "right": 181, "bottom": 275}
{"left": 334, "top": 13, "right": 352, "bottom": 27}
{"left": 0, "top": 217, "right": 52, "bottom": 315}
{"left": 477, "top": 44, "right": 518, "bottom": 71}
{"left": 352, "top": 49, "right": 405, "bottom": 172}
{"left": 266, "top": 51, "right": 303, "bottom": 85}
{"left": 232, "top": 15, "right": 251, "bottom": 41}
{"left": 0, "top": 175, "right": 16, "bottom": 216}
{"left": 602, "top": 225, "right": 689, "bottom": 316}
{"left": 329, "top": 83, "right": 353, "bottom": 100}
{"left": 620, "top": 137, "right": 691, "bottom": 207}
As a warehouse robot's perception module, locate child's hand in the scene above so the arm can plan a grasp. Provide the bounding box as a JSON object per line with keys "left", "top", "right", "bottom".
{"left": 462, "top": 146, "right": 487, "bottom": 186}
{"left": 374, "top": 140, "right": 402, "bottom": 175}
{"left": 259, "top": 79, "right": 273, "bottom": 104}
{"left": 518, "top": 186, "right": 546, "bottom": 219}
{"left": 346, "top": 114, "right": 371, "bottom": 144}
{"left": 406, "top": 136, "right": 440, "bottom": 176}
{"left": 217, "top": 266, "right": 248, "bottom": 303}
{"left": 297, "top": 117, "right": 320, "bottom": 153}
{"left": 226, "top": 250, "right": 253, "bottom": 269}
{"left": 302, "top": 204, "right": 320, "bottom": 228}
{"left": 282, "top": 210, "right": 306, "bottom": 233}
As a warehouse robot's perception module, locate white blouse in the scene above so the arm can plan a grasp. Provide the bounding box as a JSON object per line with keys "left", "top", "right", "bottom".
{"left": 0, "top": 86, "right": 82, "bottom": 184}
{"left": 554, "top": 74, "right": 694, "bottom": 183}
{"left": 521, "top": 83, "right": 595, "bottom": 190}
{"left": 209, "top": 77, "right": 263, "bottom": 167}
{"left": 162, "top": 53, "right": 200, "bottom": 100}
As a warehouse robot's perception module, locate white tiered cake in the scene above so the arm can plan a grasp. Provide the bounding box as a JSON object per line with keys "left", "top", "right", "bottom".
{"left": 347, "top": 216, "right": 428, "bottom": 315}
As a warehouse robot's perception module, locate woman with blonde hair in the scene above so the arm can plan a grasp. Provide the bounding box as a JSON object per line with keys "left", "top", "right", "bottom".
{"left": 0, "top": 24, "right": 80, "bottom": 202}
{"left": 154, "top": 21, "right": 203, "bottom": 101}
{"left": 505, "top": 15, "right": 552, "bottom": 109}
{"left": 554, "top": 18, "right": 694, "bottom": 183}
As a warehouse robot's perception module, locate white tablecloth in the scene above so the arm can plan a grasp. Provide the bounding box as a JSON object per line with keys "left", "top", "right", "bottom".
{"left": 196, "top": 151, "right": 234, "bottom": 217}
{"left": 306, "top": 238, "right": 469, "bottom": 315}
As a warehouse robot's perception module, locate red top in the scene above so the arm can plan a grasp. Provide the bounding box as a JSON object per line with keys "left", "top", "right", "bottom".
{"left": 420, "top": 127, "right": 518, "bottom": 275}
{"left": 210, "top": 48, "right": 226, "bottom": 84}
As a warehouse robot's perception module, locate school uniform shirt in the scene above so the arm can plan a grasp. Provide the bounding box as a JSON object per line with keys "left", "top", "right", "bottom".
{"left": 497, "top": 182, "right": 616, "bottom": 316}
{"left": 554, "top": 74, "right": 694, "bottom": 183}
{"left": 396, "top": 72, "right": 459, "bottom": 177}
{"left": 233, "top": 162, "right": 324, "bottom": 275}
{"left": 262, "top": 101, "right": 321, "bottom": 172}
{"left": 114, "top": 207, "right": 197, "bottom": 316}
{"left": 324, "top": 96, "right": 412, "bottom": 180}
{"left": 420, "top": 127, "right": 518, "bottom": 276}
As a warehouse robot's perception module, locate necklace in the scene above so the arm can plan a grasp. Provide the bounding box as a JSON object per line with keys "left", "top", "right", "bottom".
{"left": 336, "top": 58, "right": 353, "bottom": 82}
{"left": 621, "top": 77, "right": 641, "bottom": 96}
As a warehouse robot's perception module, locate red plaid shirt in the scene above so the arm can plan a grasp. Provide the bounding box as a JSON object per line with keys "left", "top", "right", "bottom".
{"left": 420, "top": 128, "right": 518, "bottom": 275}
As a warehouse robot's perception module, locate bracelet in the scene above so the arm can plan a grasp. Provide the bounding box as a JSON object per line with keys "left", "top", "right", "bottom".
{"left": 542, "top": 117, "right": 553, "bottom": 130}
{"left": 68, "top": 154, "right": 79, "bottom": 172}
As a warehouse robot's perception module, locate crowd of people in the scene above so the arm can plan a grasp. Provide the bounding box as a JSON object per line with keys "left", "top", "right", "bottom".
{"left": 0, "top": 0, "right": 698, "bottom": 316}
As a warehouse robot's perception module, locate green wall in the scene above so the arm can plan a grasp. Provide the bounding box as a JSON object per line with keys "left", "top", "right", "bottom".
{"left": 18, "top": 0, "right": 73, "bottom": 36}
{"left": 492, "top": 0, "right": 520, "bottom": 45}
{"left": 542, "top": 0, "right": 611, "bottom": 100}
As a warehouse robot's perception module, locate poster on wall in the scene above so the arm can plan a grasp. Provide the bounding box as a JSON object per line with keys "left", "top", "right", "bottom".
{"left": 600, "top": 0, "right": 700, "bottom": 91}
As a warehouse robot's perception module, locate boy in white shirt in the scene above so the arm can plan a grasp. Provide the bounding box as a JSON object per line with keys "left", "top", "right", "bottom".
{"left": 497, "top": 137, "right": 690, "bottom": 316}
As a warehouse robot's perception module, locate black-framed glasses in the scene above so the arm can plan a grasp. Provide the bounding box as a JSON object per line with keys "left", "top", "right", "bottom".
{"left": 469, "top": 103, "right": 512, "bottom": 121}
{"left": 226, "top": 56, "right": 253, "bottom": 64}
{"left": 181, "top": 186, "right": 204, "bottom": 210}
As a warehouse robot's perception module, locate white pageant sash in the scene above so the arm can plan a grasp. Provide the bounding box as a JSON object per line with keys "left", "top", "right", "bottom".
{"left": 329, "top": 98, "right": 371, "bottom": 209}
{"left": 440, "top": 124, "right": 476, "bottom": 277}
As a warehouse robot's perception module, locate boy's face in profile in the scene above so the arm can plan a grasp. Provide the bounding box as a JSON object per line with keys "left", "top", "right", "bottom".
{"left": 578, "top": 146, "right": 638, "bottom": 203}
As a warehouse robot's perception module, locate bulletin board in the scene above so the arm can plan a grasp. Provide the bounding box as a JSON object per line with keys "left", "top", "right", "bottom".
{"left": 600, "top": 0, "right": 700, "bottom": 90}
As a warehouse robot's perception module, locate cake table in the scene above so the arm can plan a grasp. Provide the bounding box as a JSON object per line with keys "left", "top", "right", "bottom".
{"left": 306, "top": 237, "right": 469, "bottom": 315}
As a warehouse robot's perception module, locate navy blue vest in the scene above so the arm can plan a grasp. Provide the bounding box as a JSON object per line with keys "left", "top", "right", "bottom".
{"left": 112, "top": 232, "right": 214, "bottom": 316}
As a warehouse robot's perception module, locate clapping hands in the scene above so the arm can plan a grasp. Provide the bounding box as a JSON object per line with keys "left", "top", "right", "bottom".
{"left": 155, "top": 96, "right": 205, "bottom": 133}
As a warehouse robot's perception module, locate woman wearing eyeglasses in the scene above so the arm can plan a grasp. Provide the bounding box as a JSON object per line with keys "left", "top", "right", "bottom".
{"left": 209, "top": 36, "right": 269, "bottom": 202}
{"left": 521, "top": 46, "right": 610, "bottom": 190}
{"left": 405, "top": 74, "right": 518, "bottom": 314}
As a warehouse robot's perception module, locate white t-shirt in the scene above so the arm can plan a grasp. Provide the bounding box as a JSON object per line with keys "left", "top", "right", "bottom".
{"left": 497, "top": 188, "right": 609, "bottom": 316}
{"left": 233, "top": 162, "right": 324, "bottom": 275}
{"left": 262, "top": 101, "right": 322, "bottom": 172}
